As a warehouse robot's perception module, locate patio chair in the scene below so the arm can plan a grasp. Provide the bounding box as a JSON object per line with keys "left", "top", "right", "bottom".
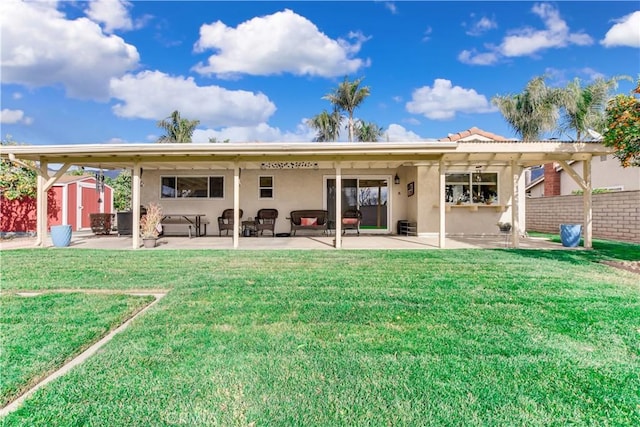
{"left": 255, "top": 208, "right": 278, "bottom": 236}
{"left": 217, "top": 208, "right": 243, "bottom": 236}
{"left": 342, "top": 209, "right": 362, "bottom": 235}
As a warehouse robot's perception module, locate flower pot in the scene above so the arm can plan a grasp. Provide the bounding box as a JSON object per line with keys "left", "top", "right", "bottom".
{"left": 142, "top": 238, "right": 157, "bottom": 248}
{"left": 50, "top": 224, "right": 72, "bottom": 247}
{"left": 560, "top": 224, "right": 582, "bottom": 247}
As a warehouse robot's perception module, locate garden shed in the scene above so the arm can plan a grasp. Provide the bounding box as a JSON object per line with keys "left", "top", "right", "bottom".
{"left": 0, "top": 174, "right": 113, "bottom": 234}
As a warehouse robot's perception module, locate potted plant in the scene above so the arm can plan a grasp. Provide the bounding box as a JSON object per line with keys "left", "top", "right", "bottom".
{"left": 140, "top": 203, "right": 163, "bottom": 248}
{"left": 497, "top": 221, "right": 512, "bottom": 232}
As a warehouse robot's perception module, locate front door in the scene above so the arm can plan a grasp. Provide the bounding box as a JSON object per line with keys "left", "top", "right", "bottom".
{"left": 326, "top": 177, "right": 389, "bottom": 233}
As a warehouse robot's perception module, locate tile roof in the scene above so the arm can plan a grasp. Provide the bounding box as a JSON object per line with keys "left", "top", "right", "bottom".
{"left": 438, "top": 127, "right": 509, "bottom": 142}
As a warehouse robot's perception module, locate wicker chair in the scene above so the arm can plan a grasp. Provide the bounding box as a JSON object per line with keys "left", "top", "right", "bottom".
{"left": 217, "top": 208, "right": 243, "bottom": 236}
{"left": 255, "top": 208, "right": 278, "bottom": 236}
{"left": 342, "top": 209, "right": 362, "bottom": 235}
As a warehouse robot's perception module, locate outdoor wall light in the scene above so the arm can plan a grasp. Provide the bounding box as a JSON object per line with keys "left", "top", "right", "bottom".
{"left": 394, "top": 174, "right": 400, "bottom": 185}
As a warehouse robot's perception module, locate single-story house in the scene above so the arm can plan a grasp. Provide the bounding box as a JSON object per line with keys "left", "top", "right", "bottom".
{"left": 0, "top": 174, "right": 113, "bottom": 234}
{"left": 1, "top": 133, "right": 612, "bottom": 249}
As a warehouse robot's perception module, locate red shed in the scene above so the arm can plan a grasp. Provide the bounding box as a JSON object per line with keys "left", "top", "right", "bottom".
{"left": 1, "top": 175, "right": 114, "bottom": 233}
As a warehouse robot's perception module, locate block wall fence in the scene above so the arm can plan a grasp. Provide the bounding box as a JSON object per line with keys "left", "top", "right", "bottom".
{"left": 526, "top": 190, "right": 640, "bottom": 243}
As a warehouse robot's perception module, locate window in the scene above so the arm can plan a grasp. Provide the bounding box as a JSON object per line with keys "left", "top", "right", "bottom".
{"left": 445, "top": 172, "right": 498, "bottom": 204}
{"left": 259, "top": 176, "right": 273, "bottom": 199}
{"left": 161, "top": 176, "right": 224, "bottom": 199}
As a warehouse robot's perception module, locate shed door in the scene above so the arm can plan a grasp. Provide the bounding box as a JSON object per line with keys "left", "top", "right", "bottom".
{"left": 80, "top": 185, "right": 102, "bottom": 229}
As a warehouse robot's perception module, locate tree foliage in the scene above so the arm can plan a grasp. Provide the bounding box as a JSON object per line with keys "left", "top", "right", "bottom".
{"left": 0, "top": 137, "right": 37, "bottom": 200}
{"left": 323, "top": 76, "right": 371, "bottom": 142}
{"left": 307, "top": 109, "right": 343, "bottom": 142}
{"left": 603, "top": 79, "right": 640, "bottom": 167}
{"left": 491, "top": 76, "right": 561, "bottom": 141}
{"left": 355, "top": 120, "right": 385, "bottom": 142}
{"left": 105, "top": 170, "right": 133, "bottom": 211}
{"left": 557, "top": 76, "right": 627, "bottom": 141}
{"left": 156, "top": 110, "right": 200, "bottom": 143}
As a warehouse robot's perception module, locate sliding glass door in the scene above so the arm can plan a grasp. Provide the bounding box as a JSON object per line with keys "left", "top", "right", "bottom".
{"left": 326, "top": 177, "right": 389, "bottom": 233}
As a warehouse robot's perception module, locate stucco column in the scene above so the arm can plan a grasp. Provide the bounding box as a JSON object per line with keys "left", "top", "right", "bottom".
{"left": 511, "top": 159, "right": 521, "bottom": 248}
{"left": 36, "top": 160, "right": 48, "bottom": 247}
{"left": 583, "top": 156, "right": 593, "bottom": 249}
{"left": 335, "top": 162, "right": 342, "bottom": 248}
{"left": 132, "top": 163, "right": 141, "bottom": 249}
{"left": 438, "top": 158, "right": 446, "bottom": 248}
{"left": 233, "top": 164, "right": 240, "bottom": 249}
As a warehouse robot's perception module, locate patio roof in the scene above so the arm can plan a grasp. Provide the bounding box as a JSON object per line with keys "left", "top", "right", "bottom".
{"left": 2, "top": 140, "right": 612, "bottom": 170}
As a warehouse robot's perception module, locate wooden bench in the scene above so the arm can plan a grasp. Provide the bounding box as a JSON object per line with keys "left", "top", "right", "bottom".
{"left": 289, "top": 210, "right": 329, "bottom": 235}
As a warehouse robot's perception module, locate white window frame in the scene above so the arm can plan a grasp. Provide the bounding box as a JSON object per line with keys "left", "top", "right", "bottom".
{"left": 160, "top": 175, "right": 225, "bottom": 199}
{"left": 258, "top": 175, "right": 274, "bottom": 199}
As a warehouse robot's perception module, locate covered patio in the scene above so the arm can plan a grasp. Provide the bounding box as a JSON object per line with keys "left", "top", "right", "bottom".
{"left": 2, "top": 140, "right": 611, "bottom": 250}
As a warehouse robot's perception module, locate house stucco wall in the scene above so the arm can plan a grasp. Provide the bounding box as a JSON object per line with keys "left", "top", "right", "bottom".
{"left": 526, "top": 190, "right": 640, "bottom": 243}
{"left": 561, "top": 156, "right": 640, "bottom": 194}
{"left": 142, "top": 168, "right": 400, "bottom": 235}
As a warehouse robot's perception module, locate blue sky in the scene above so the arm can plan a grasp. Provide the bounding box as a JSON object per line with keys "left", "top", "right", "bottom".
{"left": 1, "top": 1, "right": 639, "bottom": 145}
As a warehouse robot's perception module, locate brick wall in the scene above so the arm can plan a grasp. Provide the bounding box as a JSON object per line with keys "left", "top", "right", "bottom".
{"left": 543, "top": 163, "right": 561, "bottom": 196}
{"left": 526, "top": 190, "right": 640, "bottom": 243}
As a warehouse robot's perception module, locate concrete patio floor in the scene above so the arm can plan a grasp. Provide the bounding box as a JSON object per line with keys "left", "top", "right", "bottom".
{"left": 1, "top": 231, "right": 570, "bottom": 251}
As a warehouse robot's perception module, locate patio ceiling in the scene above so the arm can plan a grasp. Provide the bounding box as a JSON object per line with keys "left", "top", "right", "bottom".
{"left": 2, "top": 141, "right": 613, "bottom": 170}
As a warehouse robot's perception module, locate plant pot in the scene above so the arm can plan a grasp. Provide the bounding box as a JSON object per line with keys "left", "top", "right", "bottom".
{"left": 142, "top": 238, "right": 157, "bottom": 248}
{"left": 50, "top": 224, "right": 72, "bottom": 247}
{"left": 560, "top": 224, "right": 582, "bottom": 247}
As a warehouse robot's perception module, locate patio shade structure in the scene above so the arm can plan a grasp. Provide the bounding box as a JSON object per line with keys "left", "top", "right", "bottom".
{"left": 2, "top": 140, "right": 611, "bottom": 249}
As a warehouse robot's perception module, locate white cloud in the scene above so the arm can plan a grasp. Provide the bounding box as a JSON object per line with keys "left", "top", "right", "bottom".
{"left": 193, "top": 119, "right": 316, "bottom": 143}
{"left": 406, "top": 79, "right": 495, "bottom": 120}
{"left": 85, "top": 0, "right": 136, "bottom": 33}
{"left": 0, "top": 109, "right": 33, "bottom": 125}
{"left": 601, "top": 11, "right": 640, "bottom": 48}
{"left": 384, "top": 2, "right": 398, "bottom": 15}
{"left": 0, "top": 0, "right": 139, "bottom": 100}
{"left": 385, "top": 124, "right": 423, "bottom": 142}
{"left": 465, "top": 16, "right": 497, "bottom": 36}
{"left": 500, "top": 3, "right": 592, "bottom": 56}
{"left": 109, "top": 71, "right": 276, "bottom": 128}
{"left": 459, "top": 3, "right": 593, "bottom": 66}
{"left": 458, "top": 49, "right": 500, "bottom": 66}
{"left": 193, "top": 9, "right": 369, "bottom": 78}
{"left": 12, "top": 92, "right": 23, "bottom": 100}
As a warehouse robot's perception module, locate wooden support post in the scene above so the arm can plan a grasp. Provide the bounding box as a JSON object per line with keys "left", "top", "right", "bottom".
{"left": 438, "top": 158, "right": 446, "bottom": 248}
{"left": 233, "top": 164, "right": 240, "bottom": 249}
{"left": 132, "top": 163, "right": 141, "bottom": 249}
{"left": 583, "top": 156, "right": 593, "bottom": 249}
{"left": 36, "top": 161, "right": 48, "bottom": 247}
{"left": 335, "top": 163, "right": 342, "bottom": 248}
{"left": 511, "top": 159, "right": 521, "bottom": 248}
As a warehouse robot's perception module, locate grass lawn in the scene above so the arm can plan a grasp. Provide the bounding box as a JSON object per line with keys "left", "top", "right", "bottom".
{"left": 0, "top": 293, "right": 154, "bottom": 407}
{"left": 0, "top": 240, "right": 639, "bottom": 426}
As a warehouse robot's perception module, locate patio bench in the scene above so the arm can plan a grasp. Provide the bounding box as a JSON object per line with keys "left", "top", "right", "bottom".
{"left": 289, "top": 210, "right": 329, "bottom": 235}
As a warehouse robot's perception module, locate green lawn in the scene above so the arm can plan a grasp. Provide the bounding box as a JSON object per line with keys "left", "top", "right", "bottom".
{"left": 0, "top": 293, "right": 154, "bottom": 407}
{"left": 1, "top": 241, "right": 639, "bottom": 426}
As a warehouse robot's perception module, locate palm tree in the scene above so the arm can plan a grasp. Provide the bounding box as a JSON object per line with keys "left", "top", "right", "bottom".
{"left": 355, "top": 120, "right": 385, "bottom": 142}
{"left": 307, "top": 109, "right": 343, "bottom": 142}
{"left": 491, "top": 76, "right": 561, "bottom": 141}
{"left": 324, "top": 76, "right": 370, "bottom": 142}
{"left": 557, "top": 76, "right": 629, "bottom": 141}
{"left": 156, "top": 110, "right": 200, "bottom": 143}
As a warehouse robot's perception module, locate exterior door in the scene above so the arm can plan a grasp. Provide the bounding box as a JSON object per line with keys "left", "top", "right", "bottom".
{"left": 80, "top": 184, "right": 102, "bottom": 229}
{"left": 325, "top": 177, "right": 389, "bottom": 233}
